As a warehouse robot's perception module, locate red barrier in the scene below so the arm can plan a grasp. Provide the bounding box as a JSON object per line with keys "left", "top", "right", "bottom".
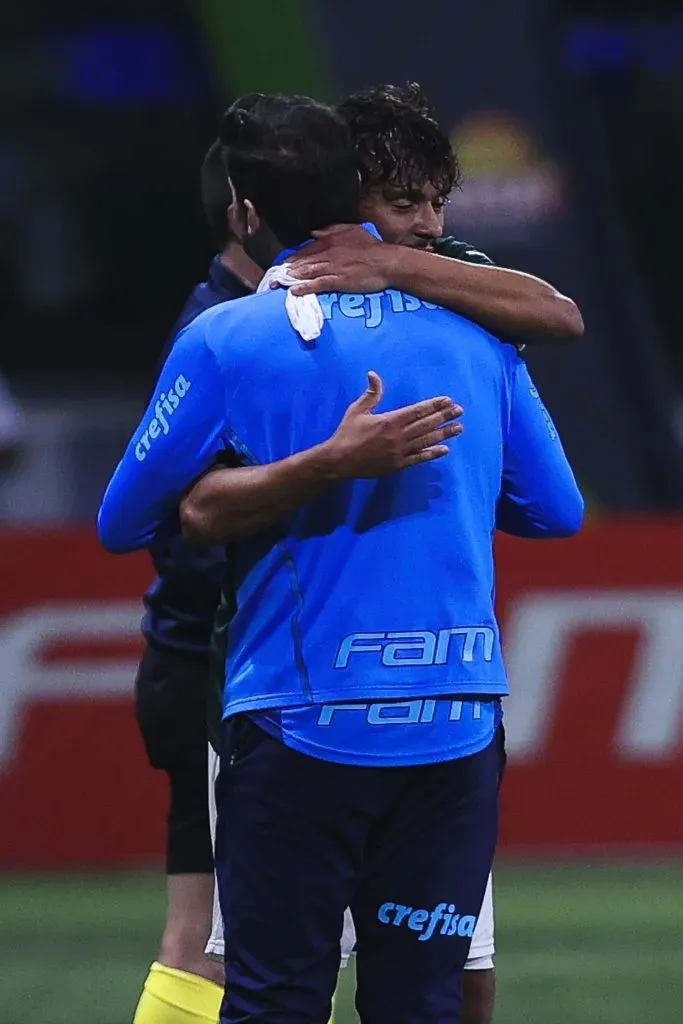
{"left": 0, "top": 529, "right": 159, "bottom": 867}
{"left": 0, "top": 522, "right": 682, "bottom": 866}
{"left": 496, "top": 519, "right": 683, "bottom": 852}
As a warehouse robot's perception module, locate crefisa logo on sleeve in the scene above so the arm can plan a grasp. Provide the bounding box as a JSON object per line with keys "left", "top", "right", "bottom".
{"left": 135, "top": 374, "right": 192, "bottom": 462}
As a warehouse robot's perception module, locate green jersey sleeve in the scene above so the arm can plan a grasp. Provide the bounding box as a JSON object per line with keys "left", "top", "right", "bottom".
{"left": 433, "top": 236, "right": 526, "bottom": 351}
{"left": 433, "top": 236, "right": 495, "bottom": 266}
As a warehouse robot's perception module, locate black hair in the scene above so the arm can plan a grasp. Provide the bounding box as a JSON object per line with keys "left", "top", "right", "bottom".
{"left": 338, "top": 83, "right": 460, "bottom": 198}
{"left": 200, "top": 138, "right": 233, "bottom": 251}
{"left": 219, "top": 93, "right": 360, "bottom": 248}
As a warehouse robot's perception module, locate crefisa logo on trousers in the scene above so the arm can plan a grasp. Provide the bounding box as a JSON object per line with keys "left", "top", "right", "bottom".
{"left": 377, "top": 902, "right": 478, "bottom": 942}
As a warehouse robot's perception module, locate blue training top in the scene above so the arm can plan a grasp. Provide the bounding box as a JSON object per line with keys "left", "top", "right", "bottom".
{"left": 99, "top": 229, "right": 583, "bottom": 764}
{"left": 249, "top": 697, "right": 503, "bottom": 767}
{"left": 142, "top": 237, "right": 495, "bottom": 659}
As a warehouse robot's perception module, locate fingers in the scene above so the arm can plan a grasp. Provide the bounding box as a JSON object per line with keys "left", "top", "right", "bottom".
{"left": 350, "top": 371, "right": 383, "bottom": 414}
{"left": 391, "top": 396, "right": 462, "bottom": 429}
{"left": 400, "top": 403, "right": 463, "bottom": 442}
{"left": 367, "top": 370, "right": 383, "bottom": 404}
{"left": 403, "top": 445, "right": 451, "bottom": 467}
{"left": 290, "top": 276, "right": 340, "bottom": 296}
{"left": 288, "top": 260, "right": 332, "bottom": 280}
{"left": 405, "top": 422, "right": 463, "bottom": 456}
{"left": 393, "top": 396, "right": 458, "bottom": 426}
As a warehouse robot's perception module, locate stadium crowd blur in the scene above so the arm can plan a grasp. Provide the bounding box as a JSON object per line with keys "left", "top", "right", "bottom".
{"left": 1, "top": 0, "right": 683, "bottom": 522}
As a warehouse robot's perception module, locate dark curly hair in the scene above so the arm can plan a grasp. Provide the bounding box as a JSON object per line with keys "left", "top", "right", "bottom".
{"left": 338, "top": 83, "right": 460, "bottom": 198}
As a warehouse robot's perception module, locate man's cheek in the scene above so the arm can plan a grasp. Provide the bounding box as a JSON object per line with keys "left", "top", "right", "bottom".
{"left": 376, "top": 218, "right": 407, "bottom": 247}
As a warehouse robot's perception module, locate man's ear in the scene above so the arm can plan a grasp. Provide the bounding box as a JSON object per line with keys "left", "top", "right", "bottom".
{"left": 244, "top": 199, "right": 260, "bottom": 237}
{"left": 226, "top": 175, "right": 250, "bottom": 244}
{"left": 227, "top": 201, "right": 245, "bottom": 243}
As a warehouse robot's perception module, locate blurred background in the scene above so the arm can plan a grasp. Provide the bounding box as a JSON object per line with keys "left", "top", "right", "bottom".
{"left": 1, "top": 0, "right": 683, "bottom": 1021}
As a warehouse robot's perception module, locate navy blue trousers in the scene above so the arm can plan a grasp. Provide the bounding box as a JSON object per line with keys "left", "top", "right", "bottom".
{"left": 215, "top": 716, "right": 501, "bottom": 1024}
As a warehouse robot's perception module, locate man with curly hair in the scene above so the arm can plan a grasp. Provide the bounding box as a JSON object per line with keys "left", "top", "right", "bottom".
{"left": 126, "top": 84, "right": 582, "bottom": 1024}
{"left": 290, "top": 83, "right": 582, "bottom": 342}
{"left": 284, "top": 83, "right": 584, "bottom": 1024}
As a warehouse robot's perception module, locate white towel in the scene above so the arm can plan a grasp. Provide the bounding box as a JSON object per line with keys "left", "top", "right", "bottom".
{"left": 256, "top": 263, "right": 324, "bottom": 342}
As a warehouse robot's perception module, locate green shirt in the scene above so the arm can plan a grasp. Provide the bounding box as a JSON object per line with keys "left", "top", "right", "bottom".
{"left": 434, "top": 237, "right": 495, "bottom": 266}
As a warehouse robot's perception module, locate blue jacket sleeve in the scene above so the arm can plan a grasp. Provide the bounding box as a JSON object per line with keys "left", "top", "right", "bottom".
{"left": 497, "top": 357, "right": 584, "bottom": 538}
{"left": 98, "top": 322, "right": 230, "bottom": 553}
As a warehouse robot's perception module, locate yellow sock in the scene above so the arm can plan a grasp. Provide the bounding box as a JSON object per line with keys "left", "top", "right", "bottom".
{"left": 133, "top": 962, "right": 223, "bottom": 1024}
{"left": 328, "top": 983, "right": 339, "bottom": 1024}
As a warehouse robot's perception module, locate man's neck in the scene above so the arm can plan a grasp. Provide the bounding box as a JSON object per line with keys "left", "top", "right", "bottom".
{"left": 219, "top": 244, "right": 263, "bottom": 291}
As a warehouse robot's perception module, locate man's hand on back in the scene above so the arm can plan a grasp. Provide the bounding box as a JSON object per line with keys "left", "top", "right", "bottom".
{"left": 324, "top": 371, "right": 462, "bottom": 477}
{"left": 180, "top": 372, "right": 462, "bottom": 545}
{"left": 287, "top": 225, "right": 398, "bottom": 295}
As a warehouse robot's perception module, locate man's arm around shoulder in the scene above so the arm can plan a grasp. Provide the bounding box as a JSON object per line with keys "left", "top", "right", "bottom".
{"left": 287, "top": 224, "right": 584, "bottom": 343}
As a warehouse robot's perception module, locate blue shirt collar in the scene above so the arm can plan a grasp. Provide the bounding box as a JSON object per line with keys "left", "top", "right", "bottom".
{"left": 272, "top": 222, "right": 382, "bottom": 267}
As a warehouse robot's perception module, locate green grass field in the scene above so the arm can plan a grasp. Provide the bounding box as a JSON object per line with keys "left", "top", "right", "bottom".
{"left": 1, "top": 862, "right": 682, "bottom": 1023}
